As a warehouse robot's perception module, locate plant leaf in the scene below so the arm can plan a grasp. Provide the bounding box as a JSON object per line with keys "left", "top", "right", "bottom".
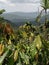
{"left": 0, "top": 50, "right": 9, "bottom": 65}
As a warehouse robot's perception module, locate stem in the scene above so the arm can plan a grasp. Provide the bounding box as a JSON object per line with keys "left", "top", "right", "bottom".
{"left": 45, "top": 9, "right": 47, "bottom": 25}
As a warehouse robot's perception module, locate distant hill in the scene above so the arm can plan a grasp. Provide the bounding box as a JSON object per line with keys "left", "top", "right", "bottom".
{"left": 1, "top": 12, "right": 49, "bottom": 26}
{"left": 2, "top": 12, "right": 39, "bottom": 26}
{"left": 2, "top": 12, "right": 38, "bottom": 20}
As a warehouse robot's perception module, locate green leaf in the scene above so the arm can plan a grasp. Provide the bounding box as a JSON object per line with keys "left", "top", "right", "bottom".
{"left": 17, "top": 58, "right": 22, "bottom": 65}
{"left": 33, "top": 61, "right": 37, "bottom": 65}
{"left": 30, "top": 44, "right": 37, "bottom": 59}
{"left": 34, "top": 35, "right": 42, "bottom": 50}
{"left": 0, "top": 50, "right": 9, "bottom": 65}
{"left": 20, "top": 52, "right": 29, "bottom": 64}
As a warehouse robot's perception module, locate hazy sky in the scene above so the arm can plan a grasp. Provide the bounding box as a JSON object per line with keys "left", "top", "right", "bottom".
{"left": 0, "top": 0, "right": 42, "bottom": 12}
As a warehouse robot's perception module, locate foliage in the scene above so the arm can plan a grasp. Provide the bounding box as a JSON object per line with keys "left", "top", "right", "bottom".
{"left": 0, "top": 9, "right": 5, "bottom": 15}
{"left": 41, "top": 0, "right": 49, "bottom": 9}
{"left": 0, "top": 22, "right": 49, "bottom": 65}
{"left": 41, "top": 0, "right": 49, "bottom": 23}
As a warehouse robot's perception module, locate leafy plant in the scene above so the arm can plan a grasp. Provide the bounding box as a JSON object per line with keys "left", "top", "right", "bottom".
{"left": 0, "top": 22, "right": 49, "bottom": 65}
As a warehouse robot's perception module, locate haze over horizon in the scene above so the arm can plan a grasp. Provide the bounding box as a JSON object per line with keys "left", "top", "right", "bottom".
{"left": 0, "top": 0, "right": 42, "bottom": 13}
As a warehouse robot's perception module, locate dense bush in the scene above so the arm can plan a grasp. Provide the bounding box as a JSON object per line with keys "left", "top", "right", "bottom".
{"left": 0, "top": 22, "right": 49, "bottom": 65}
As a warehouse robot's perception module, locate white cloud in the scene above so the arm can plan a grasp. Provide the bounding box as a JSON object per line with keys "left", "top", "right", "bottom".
{"left": 8, "top": 0, "right": 40, "bottom": 3}
{"left": 9, "top": 3, "right": 16, "bottom": 6}
{"left": 7, "top": 3, "right": 41, "bottom": 12}
{"left": 0, "top": 0, "right": 16, "bottom": 7}
{"left": 0, "top": 0, "right": 41, "bottom": 12}
{"left": 0, "top": 0, "right": 8, "bottom": 4}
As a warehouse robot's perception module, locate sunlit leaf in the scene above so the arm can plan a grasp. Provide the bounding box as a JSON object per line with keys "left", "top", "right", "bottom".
{"left": 0, "top": 44, "right": 4, "bottom": 56}
{"left": 34, "top": 35, "right": 42, "bottom": 50}
{"left": 14, "top": 50, "right": 18, "bottom": 62}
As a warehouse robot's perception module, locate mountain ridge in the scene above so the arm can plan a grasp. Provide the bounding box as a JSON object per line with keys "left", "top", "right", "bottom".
{"left": 1, "top": 12, "right": 49, "bottom": 26}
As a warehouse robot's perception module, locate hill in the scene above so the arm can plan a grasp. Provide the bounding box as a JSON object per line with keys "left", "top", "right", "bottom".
{"left": 1, "top": 12, "right": 49, "bottom": 26}
{"left": 2, "top": 12, "right": 38, "bottom": 26}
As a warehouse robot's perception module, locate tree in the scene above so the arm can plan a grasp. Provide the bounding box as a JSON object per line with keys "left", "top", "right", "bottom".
{"left": 0, "top": 9, "right": 5, "bottom": 20}
{"left": 41, "top": 0, "right": 49, "bottom": 24}
{"left": 0, "top": 9, "right": 5, "bottom": 15}
{"left": 36, "top": 9, "right": 44, "bottom": 24}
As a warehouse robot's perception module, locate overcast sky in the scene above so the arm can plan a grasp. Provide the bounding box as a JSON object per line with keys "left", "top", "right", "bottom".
{"left": 0, "top": 0, "right": 42, "bottom": 12}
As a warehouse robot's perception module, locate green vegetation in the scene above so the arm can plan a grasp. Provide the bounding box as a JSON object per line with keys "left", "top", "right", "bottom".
{"left": 41, "top": 0, "right": 49, "bottom": 23}
{"left": 0, "top": 0, "right": 49, "bottom": 64}
{"left": 0, "top": 21, "right": 49, "bottom": 65}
